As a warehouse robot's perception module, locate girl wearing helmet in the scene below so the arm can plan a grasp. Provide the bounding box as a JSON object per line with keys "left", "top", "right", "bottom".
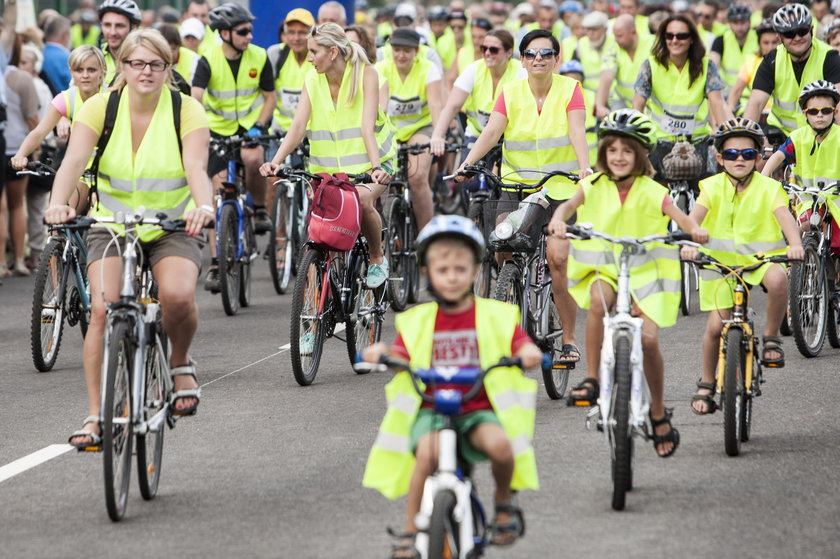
{"left": 361, "top": 215, "right": 543, "bottom": 557}
{"left": 681, "top": 117, "right": 803, "bottom": 415}
{"left": 548, "top": 109, "right": 708, "bottom": 457}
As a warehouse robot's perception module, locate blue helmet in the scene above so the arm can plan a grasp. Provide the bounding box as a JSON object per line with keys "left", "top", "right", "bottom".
{"left": 559, "top": 59, "right": 584, "bottom": 75}
{"left": 416, "top": 215, "right": 485, "bottom": 265}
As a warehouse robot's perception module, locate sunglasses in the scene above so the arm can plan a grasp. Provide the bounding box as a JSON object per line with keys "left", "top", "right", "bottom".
{"left": 480, "top": 45, "right": 501, "bottom": 55}
{"left": 522, "top": 48, "right": 557, "bottom": 60}
{"left": 665, "top": 32, "right": 691, "bottom": 41}
{"left": 722, "top": 148, "right": 759, "bottom": 161}
{"left": 233, "top": 27, "right": 253, "bottom": 37}
{"left": 781, "top": 28, "right": 810, "bottom": 39}
{"left": 805, "top": 106, "right": 836, "bottom": 116}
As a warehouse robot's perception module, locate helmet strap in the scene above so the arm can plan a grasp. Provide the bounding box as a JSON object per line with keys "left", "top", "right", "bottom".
{"left": 222, "top": 31, "right": 245, "bottom": 55}
{"left": 425, "top": 283, "right": 473, "bottom": 310}
{"left": 724, "top": 168, "right": 752, "bottom": 189}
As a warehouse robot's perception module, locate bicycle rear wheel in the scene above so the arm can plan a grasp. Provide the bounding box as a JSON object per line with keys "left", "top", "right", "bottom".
{"left": 218, "top": 204, "right": 241, "bottom": 316}
{"left": 826, "top": 276, "right": 840, "bottom": 347}
{"left": 610, "top": 336, "right": 633, "bottom": 511}
{"left": 723, "top": 328, "right": 745, "bottom": 457}
{"left": 103, "top": 318, "right": 134, "bottom": 521}
{"left": 789, "top": 239, "right": 827, "bottom": 357}
{"left": 346, "top": 253, "right": 384, "bottom": 366}
{"left": 290, "top": 248, "right": 327, "bottom": 385}
{"left": 542, "top": 298, "right": 569, "bottom": 400}
{"left": 427, "top": 490, "right": 460, "bottom": 559}
{"left": 680, "top": 261, "right": 694, "bottom": 317}
{"left": 239, "top": 214, "right": 255, "bottom": 308}
{"left": 407, "top": 214, "right": 421, "bottom": 304}
{"left": 137, "top": 328, "right": 168, "bottom": 501}
{"left": 269, "top": 184, "right": 295, "bottom": 294}
{"left": 384, "top": 196, "right": 409, "bottom": 311}
{"left": 467, "top": 200, "right": 494, "bottom": 298}
{"left": 31, "top": 239, "right": 66, "bottom": 372}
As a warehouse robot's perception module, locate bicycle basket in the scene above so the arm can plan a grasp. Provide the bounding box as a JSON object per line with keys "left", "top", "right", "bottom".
{"left": 662, "top": 139, "right": 705, "bottom": 181}
{"left": 484, "top": 198, "right": 550, "bottom": 253}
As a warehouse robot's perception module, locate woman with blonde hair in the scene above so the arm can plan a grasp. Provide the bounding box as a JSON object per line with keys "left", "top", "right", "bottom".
{"left": 44, "top": 29, "right": 214, "bottom": 448}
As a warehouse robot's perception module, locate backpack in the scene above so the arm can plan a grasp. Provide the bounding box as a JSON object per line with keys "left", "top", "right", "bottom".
{"left": 308, "top": 173, "right": 362, "bottom": 251}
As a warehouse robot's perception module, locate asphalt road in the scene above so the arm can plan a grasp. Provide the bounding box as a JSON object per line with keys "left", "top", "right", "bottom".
{"left": 1, "top": 257, "right": 839, "bottom": 558}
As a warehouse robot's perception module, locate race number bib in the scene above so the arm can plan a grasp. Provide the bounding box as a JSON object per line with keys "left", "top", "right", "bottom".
{"left": 663, "top": 113, "right": 696, "bottom": 137}
{"left": 387, "top": 95, "right": 422, "bottom": 118}
{"left": 280, "top": 88, "right": 301, "bottom": 113}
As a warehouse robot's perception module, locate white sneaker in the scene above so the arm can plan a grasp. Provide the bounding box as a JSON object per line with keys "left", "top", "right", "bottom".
{"left": 366, "top": 258, "right": 389, "bottom": 289}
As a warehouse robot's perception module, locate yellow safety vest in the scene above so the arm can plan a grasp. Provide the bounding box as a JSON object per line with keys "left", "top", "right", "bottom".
{"left": 561, "top": 35, "right": 578, "bottom": 62}
{"left": 198, "top": 26, "right": 218, "bottom": 55}
{"left": 103, "top": 47, "right": 117, "bottom": 86}
{"left": 612, "top": 34, "right": 654, "bottom": 110}
{"left": 567, "top": 173, "right": 680, "bottom": 327}
{"left": 647, "top": 57, "right": 711, "bottom": 141}
{"left": 696, "top": 172, "right": 787, "bottom": 310}
{"left": 455, "top": 45, "right": 479, "bottom": 75}
{"left": 176, "top": 46, "right": 198, "bottom": 84}
{"left": 575, "top": 35, "right": 615, "bottom": 95}
{"left": 305, "top": 63, "right": 396, "bottom": 174}
{"left": 461, "top": 58, "right": 520, "bottom": 138}
{"left": 362, "top": 298, "right": 539, "bottom": 499}
{"left": 791, "top": 123, "right": 840, "bottom": 221}
{"left": 376, "top": 57, "right": 434, "bottom": 143}
{"left": 62, "top": 86, "right": 85, "bottom": 123}
{"left": 70, "top": 24, "right": 100, "bottom": 49}
{"left": 92, "top": 89, "right": 193, "bottom": 242}
{"left": 271, "top": 45, "right": 310, "bottom": 133}
{"left": 377, "top": 21, "right": 393, "bottom": 41}
{"left": 202, "top": 44, "right": 267, "bottom": 135}
{"left": 429, "top": 27, "right": 457, "bottom": 69}
{"left": 768, "top": 40, "right": 832, "bottom": 135}
{"left": 582, "top": 86, "right": 598, "bottom": 164}
{"left": 634, "top": 14, "right": 650, "bottom": 37}
{"left": 719, "top": 29, "right": 758, "bottom": 92}
{"left": 500, "top": 75, "right": 580, "bottom": 199}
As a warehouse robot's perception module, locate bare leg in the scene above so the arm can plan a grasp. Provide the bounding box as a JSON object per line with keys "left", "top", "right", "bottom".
{"left": 406, "top": 432, "right": 438, "bottom": 532}
{"left": 547, "top": 235, "right": 578, "bottom": 351}
{"left": 762, "top": 264, "right": 788, "bottom": 362}
{"left": 692, "top": 308, "right": 729, "bottom": 415}
{"left": 406, "top": 132, "right": 434, "bottom": 230}
{"left": 241, "top": 145, "right": 267, "bottom": 206}
{"left": 357, "top": 182, "right": 387, "bottom": 264}
{"left": 571, "top": 279, "right": 615, "bottom": 398}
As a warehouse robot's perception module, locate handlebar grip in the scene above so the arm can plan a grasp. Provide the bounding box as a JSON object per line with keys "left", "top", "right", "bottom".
{"left": 669, "top": 231, "right": 693, "bottom": 242}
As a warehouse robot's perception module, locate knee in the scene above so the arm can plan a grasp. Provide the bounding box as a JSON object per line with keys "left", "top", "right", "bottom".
{"left": 414, "top": 437, "right": 437, "bottom": 471}
{"left": 158, "top": 287, "right": 196, "bottom": 319}
{"left": 641, "top": 334, "right": 659, "bottom": 354}
{"left": 484, "top": 436, "right": 513, "bottom": 465}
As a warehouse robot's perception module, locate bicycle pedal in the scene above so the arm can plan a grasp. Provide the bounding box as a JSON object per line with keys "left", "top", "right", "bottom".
{"left": 553, "top": 362, "right": 575, "bottom": 370}
{"left": 77, "top": 445, "right": 102, "bottom": 453}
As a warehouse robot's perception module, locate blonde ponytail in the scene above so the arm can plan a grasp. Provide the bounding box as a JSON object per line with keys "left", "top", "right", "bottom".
{"left": 310, "top": 22, "right": 371, "bottom": 105}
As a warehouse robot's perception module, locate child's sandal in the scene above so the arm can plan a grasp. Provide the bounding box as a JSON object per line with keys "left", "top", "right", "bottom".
{"left": 649, "top": 408, "right": 680, "bottom": 458}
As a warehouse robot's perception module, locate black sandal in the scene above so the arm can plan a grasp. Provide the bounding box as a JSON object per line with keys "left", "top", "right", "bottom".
{"left": 491, "top": 502, "right": 525, "bottom": 546}
{"left": 566, "top": 377, "right": 599, "bottom": 407}
{"left": 558, "top": 343, "right": 581, "bottom": 363}
{"left": 649, "top": 408, "right": 680, "bottom": 458}
{"left": 386, "top": 528, "right": 419, "bottom": 559}
{"left": 691, "top": 380, "right": 718, "bottom": 416}
{"left": 761, "top": 336, "right": 785, "bottom": 368}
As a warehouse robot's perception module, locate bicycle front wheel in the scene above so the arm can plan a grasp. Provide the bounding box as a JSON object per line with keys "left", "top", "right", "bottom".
{"left": 542, "top": 298, "right": 569, "bottom": 400}
{"left": 290, "top": 249, "right": 327, "bottom": 386}
{"left": 610, "top": 336, "right": 633, "bottom": 511}
{"left": 218, "top": 204, "right": 241, "bottom": 316}
{"left": 137, "top": 329, "right": 168, "bottom": 501}
{"left": 238, "top": 214, "right": 255, "bottom": 308}
{"left": 345, "top": 256, "right": 384, "bottom": 367}
{"left": 427, "top": 490, "right": 460, "bottom": 559}
{"left": 407, "top": 213, "right": 421, "bottom": 304}
{"left": 467, "top": 200, "right": 494, "bottom": 298}
{"left": 723, "top": 328, "right": 745, "bottom": 457}
{"left": 31, "top": 239, "right": 66, "bottom": 372}
{"left": 103, "top": 318, "right": 134, "bottom": 521}
{"left": 826, "top": 274, "right": 840, "bottom": 347}
{"left": 384, "top": 196, "right": 409, "bottom": 311}
{"left": 789, "top": 239, "right": 827, "bottom": 357}
{"left": 494, "top": 262, "right": 524, "bottom": 311}
{"left": 680, "top": 261, "right": 694, "bottom": 317}
{"left": 269, "top": 184, "right": 294, "bottom": 294}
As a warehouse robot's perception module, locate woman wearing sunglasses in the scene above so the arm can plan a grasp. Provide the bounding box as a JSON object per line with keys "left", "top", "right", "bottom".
{"left": 447, "top": 17, "right": 494, "bottom": 87}
{"left": 455, "top": 28, "right": 592, "bottom": 367}
{"left": 633, "top": 13, "right": 732, "bottom": 180}
{"left": 680, "top": 118, "right": 803, "bottom": 415}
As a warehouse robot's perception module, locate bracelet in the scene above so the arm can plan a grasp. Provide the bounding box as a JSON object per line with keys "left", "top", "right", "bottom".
{"left": 198, "top": 204, "right": 215, "bottom": 215}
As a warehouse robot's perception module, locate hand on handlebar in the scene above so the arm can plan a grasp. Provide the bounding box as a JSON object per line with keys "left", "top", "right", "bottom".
{"left": 371, "top": 168, "right": 391, "bottom": 185}
{"left": 579, "top": 167, "right": 594, "bottom": 179}
{"left": 787, "top": 244, "right": 805, "bottom": 261}
{"left": 10, "top": 154, "right": 28, "bottom": 171}
{"left": 183, "top": 205, "right": 215, "bottom": 237}
{"left": 44, "top": 204, "right": 77, "bottom": 225}
{"left": 690, "top": 227, "right": 709, "bottom": 244}
{"left": 429, "top": 135, "right": 446, "bottom": 157}
{"left": 547, "top": 214, "right": 568, "bottom": 238}
{"left": 56, "top": 116, "right": 71, "bottom": 139}
{"left": 361, "top": 342, "right": 391, "bottom": 365}
{"left": 515, "top": 343, "right": 544, "bottom": 370}
{"left": 259, "top": 161, "right": 282, "bottom": 177}
{"left": 680, "top": 245, "right": 699, "bottom": 261}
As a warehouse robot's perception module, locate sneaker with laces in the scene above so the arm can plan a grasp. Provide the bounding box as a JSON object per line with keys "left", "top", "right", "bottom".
{"left": 366, "top": 257, "right": 389, "bottom": 289}
{"left": 204, "top": 265, "right": 220, "bottom": 293}
{"left": 299, "top": 332, "right": 315, "bottom": 355}
{"left": 254, "top": 207, "right": 272, "bottom": 234}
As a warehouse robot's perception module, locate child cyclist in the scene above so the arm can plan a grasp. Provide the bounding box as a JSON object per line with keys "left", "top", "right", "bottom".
{"left": 361, "top": 215, "right": 543, "bottom": 558}
{"left": 683, "top": 117, "right": 804, "bottom": 415}
{"left": 548, "top": 109, "right": 708, "bottom": 457}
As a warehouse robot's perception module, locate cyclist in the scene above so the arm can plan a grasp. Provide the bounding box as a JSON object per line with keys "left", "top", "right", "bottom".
{"left": 633, "top": 13, "right": 733, "bottom": 181}
{"left": 743, "top": 4, "right": 840, "bottom": 137}
{"left": 455, "top": 29, "right": 592, "bottom": 366}
{"left": 574, "top": 10, "right": 613, "bottom": 97}
{"left": 10, "top": 45, "right": 105, "bottom": 215}
{"left": 361, "top": 215, "right": 543, "bottom": 557}
{"left": 268, "top": 9, "right": 314, "bottom": 137}
{"left": 259, "top": 23, "right": 396, "bottom": 289}
{"left": 710, "top": 4, "right": 757, "bottom": 107}
{"left": 378, "top": 4, "right": 445, "bottom": 74}
{"left": 448, "top": 17, "right": 493, "bottom": 87}
{"left": 376, "top": 28, "right": 444, "bottom": 229}
{"left": 44, "top": 29, "right": 215, "bottom": 447}
{"left": 595, "top": 13, "right": 654, "bottom": 118}
{"left": 726, "top": 18, "right": 780, "bottom": 116}
{"left": 98, "top": 0, "right": 141, "bottom": 85}
{"left": 427, "top": 6, "right": 457, "bottom": 70}
{"left": 192, "top": 3, "right": 276, "bottom": 291}
{"left": 681, "top": 118, "right": 803, "bottom": 415}
{"left": 548, "top": 109, "right": 707, "bottom": 455}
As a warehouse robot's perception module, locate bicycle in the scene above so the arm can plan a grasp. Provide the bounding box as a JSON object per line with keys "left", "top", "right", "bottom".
{"left": 565, "top": 224, "right": 691, "bottom": 510}
{"left": 354, "top": 354, "right": 548, "bottom": 559}
{"left": 209, "top": 132, "right": 278, "bottom": 315}
{"left": 281, "top": 169, "right": 389, "bottom": 385}
{"left": 21, "top": 162, "right": 92, "bottom": 372}
{"left": 682, "top": 252, "right": 797, "bottom": 457}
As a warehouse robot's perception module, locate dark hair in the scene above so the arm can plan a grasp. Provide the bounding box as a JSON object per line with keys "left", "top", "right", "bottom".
{"left": 345, "top": 24, "right": 377, "bottom": 64}
{"left": 9, "top": 33, "right": 23, "bottom": 67}
{"left": 487, "top": 28, "right": 514, "bottom": 52}
{"left": 596, "top": 134, "right": 655, "bottom": 177}
{"left": 158, "top": 23, "right": 181, "bottom": 47}
{"left": 276, "top": 19, "right": 285, "bottom": 44}
{"left": 472, "top": 18, "right": 493, "bottom": 32}
{"left": 762, "top": 2, "right": 783, "bottom": 19}
{"left": 519, "top": 29, "right": 560, "bottom": 56}
{"left": 652, "top": 14, "right": 705, "bottom": 86}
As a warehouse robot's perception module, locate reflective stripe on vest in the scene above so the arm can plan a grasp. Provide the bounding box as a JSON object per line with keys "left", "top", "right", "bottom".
{"left": 647, "top": 57, "right": 710, "bottom": 141}
{"left": 567, "top": 174, "right": 681, "bottom": 327}
{"left": 376, "top": 57, "right": 433, "bottom": 143}
{"left": 500, "top": 75, "right": 580, "bottom": 199}
{"left": 62, "top": 86, "right": 84, "bottom": 123}
{"left": 272, "top": 44, "right": 310, "bottom": 133}
{"left": 92, "top": 90, "right": 193, "bottom": 242}
{"left": 362, "top": 299, "right": 539, "bottom": 499}
{"left": 203, "top": 44, "right": 267, "bottom": 135}
{"left": 770, "top": 40, "right": 831, "bottom": 135}
{"left": 462, "top": 58, "right": 520, "bottom": 137}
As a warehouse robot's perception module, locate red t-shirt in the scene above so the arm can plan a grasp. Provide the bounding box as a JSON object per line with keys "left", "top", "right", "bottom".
{"left": 492, "top": 81, "right": 586, "bottom": 116}
{"left": 391, "top": 302, "right": 532, "bottom": 414}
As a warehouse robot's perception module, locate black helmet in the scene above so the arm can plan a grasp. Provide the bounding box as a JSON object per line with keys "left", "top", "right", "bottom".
{"left": 755, "top": 18, "right": 776, "bottom": 36}
{"left": 727, "top": 3, "right": 751, "bottom": 22}
{"left": 772, "top": 3, "right": 812, "bottom": 33}
{"left": 598, "top": 109, "right": 657, "bottom": 152}
{"left": 713, "top": 117, "right": 765, "bottom": 150}
{"left": 427, "top": 6, "right": 449, "bottom": 21}
{"left": 98, "top": 0, "right": 141, "bottom": 26}
{"left": 209, "top": 2, "right": 255, "bottom": 31}
{"left": 798, "top": 80, "right": 840, "bottom": 109}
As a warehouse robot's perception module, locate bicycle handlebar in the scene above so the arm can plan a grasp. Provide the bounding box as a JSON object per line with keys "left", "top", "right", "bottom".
{"left": 17, "top": 161, "right": 57, "bottom": 177}
{"left": 444, "top": 164, "right": 580, "bottom": 187}
{"left": 401, "top": 142, "right": 465, "bottom": 155}
{"left": 270, "top": 168, "right": 373, "bottom": 185}
{"left": 780, "top": 179, "right": 840, "bottom": 196}
{"left": 210, "top": 131, "right": 282, "bottom": 156}
{"left": 682, "top": 252, "right": 801, "bottom": 275}
{"left": 565, "top": 223, "right": 693, "bottom": 247}
{"left": 46, "top": 210, "right": 213, "bottom": 233}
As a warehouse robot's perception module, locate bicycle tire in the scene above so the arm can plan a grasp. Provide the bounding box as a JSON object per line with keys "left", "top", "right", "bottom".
{"left": 345, "top": 252, "right": 384, "bottom": 366}
{"left": 610, "top": 335, "right": 632, "bottom": 511}
{"left": 384, "top": 196, "right": 409, "bottom": 311}
{"left": 826, "top": 275, "right": 840, "bottom": 347}
{"left": 780, "top": 308, "right": 792, "bottom": 336}
{"left": 542, "top": 298, "right": 569, "bottom": 400}
{"left": 269, "top": 184, "right": 294, "bottom": 294}
{"left": 103, "top": 318, "right": 134, "bottom": 521}
{"left": 723, "top": 328, "right": 745, "bottom": 457}
{"left": 789, "top": 239, "right": 827, "bottom": 357}
{"left": 218, "top": 204, "right": 241, "bottom": 316}
{"left": 239, "top": 213, "right": 255, "bottom": 308}
{"left": 30, "top": 239, "right": 66, "bottom": 372}
{"left": 137, "top": 329, "right": 167, "bottom": 500}
{"left": 290, "top": 248, "right": 327, "bottom": 386}
{"left": 407, "top": 214, "right": 421, "bottom": 304}
{"left": 494, "top": 262, "right": 523, "bottom": 311}
{"left": 680, "top": 261, "right": 693, "bottom": 317}
{"left": 467, "top": 201, "right": 494, "bottom": 298}
{"left": 427, "top": 489, "right": 460, "bottom": 559}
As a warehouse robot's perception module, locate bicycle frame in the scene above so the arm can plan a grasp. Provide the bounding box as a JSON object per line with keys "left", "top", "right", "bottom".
{"left": 715, "top": 284, "right": 758, "bottom": 395}
{"left": 57, "top": 227, "right": 91, "bottom": 317}
{"left": 214, "top": 158, "right": 251, "bottom": 262}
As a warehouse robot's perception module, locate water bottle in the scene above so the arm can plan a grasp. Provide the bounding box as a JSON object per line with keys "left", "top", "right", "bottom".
{"left": 493, "top": 191, "right": 550, "bottom": 241}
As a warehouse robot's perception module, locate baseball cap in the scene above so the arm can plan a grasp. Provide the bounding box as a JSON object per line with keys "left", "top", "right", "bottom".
{"left": 180, "top": 17, "right": 205, "bottom": 40}
{"left": 390, "top": 28, "right": 421, "bottom": 48}
{"left": 394, "top": 3, "right": 417, "bottom": 21}
{"left": 285, "top": 8, "right": 315, "bottom": 28}
{"left": 582, "top": 11, "right": 609, "bottom": 29}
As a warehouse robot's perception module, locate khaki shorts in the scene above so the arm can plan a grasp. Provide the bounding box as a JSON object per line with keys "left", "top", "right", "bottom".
{"left": 85, "top": 229, "right": 204, "bottom": 271}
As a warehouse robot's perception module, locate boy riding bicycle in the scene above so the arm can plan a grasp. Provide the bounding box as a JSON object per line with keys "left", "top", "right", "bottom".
{"left": 361, "top": 215, "right": 543, "bottom": 559}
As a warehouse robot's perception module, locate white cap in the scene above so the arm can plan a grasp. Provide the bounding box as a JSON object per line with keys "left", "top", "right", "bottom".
{"left": 582, "top": 11, "right": 609, "bottom": 29}
{"left": 511, "top": 3, "right": 534, "bottom": 18}
{"left": 180, "top": 17, "right": 206, "bottom": 40}
{"left": 394, "top": 3, "right": 417, "bottom": 21}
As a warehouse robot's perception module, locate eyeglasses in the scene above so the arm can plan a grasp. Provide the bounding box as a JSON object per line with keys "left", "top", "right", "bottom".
{"left": 233, "top": 27, "right": 253, "bottom": 37}
{"left": 804, "top": 106, "right": 836, "bottom": 116}
{"left": 522, "top": 48, "right": 557, "bottom": 60}
{"left": 721, "top": 148, "right": 759, "bottom": 161}
{"left": 123, "top": 59, "right": 168, "bottom": 72}
{"left": 781, "top": 27, "right": 810, "bottom": 39}
{"left": 664, "top": 32, "right": 691, "bottom": 41}
{"left": 480, "top": 45, "right": 501, "bottom": 55}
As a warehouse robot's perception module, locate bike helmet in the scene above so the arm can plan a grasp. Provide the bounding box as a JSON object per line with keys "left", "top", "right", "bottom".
{"left": 755, "top": 18, "right": 776, "bottom": 36}
{"left": 428, "top": 6, "right": 449, "bottom": 21}
{"left": 798, "top": 79, "right": 840, "bottom": 109}
{"left": 726, "top": 3, "right": 752, "bottom": 22}
{"left": 209, "top": 2, "right": 255, "bottom": 31}
{"left": 558, "top": 59, "right": 584, "bottom": 75}
{"left": 416, "top": 215, "right": 485, "bottom": 266}
{"left": 98, "top": 0, "right": 141, "bottom": 26}
{"left": 598, "top": 109, "right": 658, "bottom": 152}
{"left": 772, "top": 3, "right": 812, "bottom": 33}
{"left": 713, "top": 117, "right": 765, "bottom": 150}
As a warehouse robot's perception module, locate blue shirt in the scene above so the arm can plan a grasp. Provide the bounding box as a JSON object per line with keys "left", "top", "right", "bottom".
{"left": 42, "top": 43, "right": 71, "bottom": 92}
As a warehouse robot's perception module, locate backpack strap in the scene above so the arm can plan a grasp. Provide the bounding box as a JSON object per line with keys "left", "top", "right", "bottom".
{"left": 274, "top": 44, "right": 291, "bottom": 79}
{"left": 171, "top": 88, "right": 182, "bottom": 156}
